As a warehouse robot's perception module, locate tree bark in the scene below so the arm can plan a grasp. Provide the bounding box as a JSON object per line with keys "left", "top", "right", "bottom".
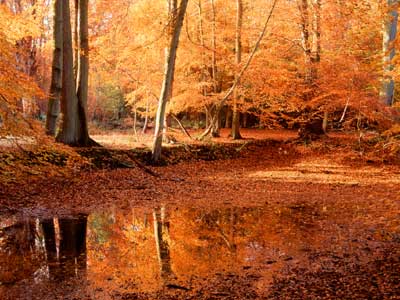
{"left": 211, "top": 108, "right": 220, "bottom": 137}
{"left": 56, "top": 0, "right": 81, "bottom": 145}
{"left": 312, "top": 0, "right": 321, "bottom": 64}
{"left": 300, "top": 0, "right": 313, "bottom": 85}
{"left": 76, "top": 0, "right": 90, "bottom": 145}
{"left": 210, "top": 0, "right": 221, "bottom": 137}
{"left": 381, "top": 0, "right": 398, "bottom": 106}
{"left": 232, "top": 0, "right": 243, "bottom": 140}
{"left": 46, "top": 0, "right": 63, "bottom": 136}
{"left": 142, "top": 98, "right": 150, "bottom": 133}
{"left": 225, "top": 107, "right": 232, "bottom": 128}
{"left": 56, "top": 0, "right": 92, "bottom": 146}
{"left": 152, "top": 0, "right": 189, "bottom": 162}
{"left": 242, "top": 112, "right": 247, "bottom": 128}
{"left": 73, "top": 0, "right": 79, "bottom": 79}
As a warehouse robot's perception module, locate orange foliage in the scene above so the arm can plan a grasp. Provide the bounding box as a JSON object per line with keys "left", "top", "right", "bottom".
{"left": 0, "top": 0, "right": 399, "bottom": 136}
{"left": 87, "top": 0, "right": 397, "bottom": 131}
{"left": 0, "top": 3, "right": 44, "bottom": 137}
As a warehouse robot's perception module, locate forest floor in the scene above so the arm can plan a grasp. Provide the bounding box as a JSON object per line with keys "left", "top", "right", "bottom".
{"left": 0, "top": 129, "right": 399, "bottom": 299}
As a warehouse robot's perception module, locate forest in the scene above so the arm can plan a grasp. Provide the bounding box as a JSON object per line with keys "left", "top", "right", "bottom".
{"left": 0, "top": 0, "right": 399, "bottom": 299}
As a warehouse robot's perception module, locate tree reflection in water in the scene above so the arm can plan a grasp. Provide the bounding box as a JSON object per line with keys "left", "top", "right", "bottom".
{"left": 0, "top": 218, "right": 39, "bottom": 284}
{"left": 1, "top": 202, "right": 399, "bottom": 299}
{"left": 153, "top": 206, "right": 175, "bottom": 282}
{"left": 41, "top": 215, "right": 88, "bottom": 280}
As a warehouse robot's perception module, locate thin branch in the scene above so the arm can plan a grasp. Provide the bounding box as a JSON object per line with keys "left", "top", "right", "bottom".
{"left": 170, "top": 113, "right": 193, "bottom": 139}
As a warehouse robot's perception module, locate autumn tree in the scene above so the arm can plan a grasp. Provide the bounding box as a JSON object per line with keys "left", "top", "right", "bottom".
{"left": 54, "top": 0, "right": 93, "bottom": 146}
{"left": 45, "top": 0, "right": 62, "bottom": 135}
{"left": 231, "top": 0, "right": 243, "bottom": 139}
{"left": 0, "top": 2, "right": 43, "bottom": 136}
{"left": 152, "top": 0, "right": 189, "bottom": 162}
{"left": 87, "top": 0, "right": 394, "bottom": 139}
{"left": 381, "top": 0, "right": 398, "bottom": 106}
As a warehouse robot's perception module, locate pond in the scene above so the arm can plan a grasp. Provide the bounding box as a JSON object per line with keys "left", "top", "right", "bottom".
{"left": 0, "top": 201, "right": 399, "bottom": 299}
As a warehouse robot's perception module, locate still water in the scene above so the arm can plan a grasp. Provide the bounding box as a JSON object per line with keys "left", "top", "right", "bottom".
{"left": 0, "top": 202, "right": 399, "bottom": 299}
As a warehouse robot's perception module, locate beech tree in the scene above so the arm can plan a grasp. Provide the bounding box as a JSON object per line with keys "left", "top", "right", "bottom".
{"left": 152, "top": 0, "right": 189, "bottom": 162}
{"left": 46, "top": 0, "right": 62, "bottom": 136}
{"left": 51, "top": 0, "right": 92, "bottom": 146}
{"left": 231, "top": 0, "right": 243, "bottom": 140}
{"left": 381, "top": 0, "right": 398, "bottom": 106}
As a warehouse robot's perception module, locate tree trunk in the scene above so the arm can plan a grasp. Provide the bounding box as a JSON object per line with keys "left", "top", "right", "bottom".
{"left": 311, "top": 0, "right": 321, "bottom": 83}
{"left": 242, "top": 112, "right": 247, "bottom": 128}
{"left": 225, "top": 107, "right": 232, "bottom": 128}
{"left": 56, "top": 0, "right": 81, "bottom": 145}
{"left": 232, "top": 0, "right": 243, "bottom": 140}
{"left": 57, "top": 0, "right": 92, "bottom": 146}
{"left": 76, "top": 0, "right": 91, "bottom": 145}
{"left": 133, "top": 104, "right": 137, "bottom": 137}
{"left": 46, "top": 0, "right": 63, "bottom": 136}
{"left": 322, "top": 110, "right": 328, "bottom": 133}
{"left": 152, "top": 0, "right": 189, "bottom": 162}
{"left": 312, "top": 0, "right": 321, "bottom": 63}
{"left": 210, "top": 0, "right": 221, "bottom": 137}
{"left": 211, "top": 0, "right": 217, "bottom": 93}
{"left": 205, "top": 107, "right": 210, "bottom": 128}
{"left": 73, "top": 0, "right": 79, "bottom": 79}
{"left": 381, "top": 0, "right": 398, "bottom": 106}
{"left": 300, "top": 0, "right": 312, "bottom": 85}
{"left": 211, "top": 107, "right": 220, "bottom": 137}
{"left": 142, "top": 98, "right": 150, "bottom": 134}
{"left": 299, "top": 0, "right": 321, "bottom": 95}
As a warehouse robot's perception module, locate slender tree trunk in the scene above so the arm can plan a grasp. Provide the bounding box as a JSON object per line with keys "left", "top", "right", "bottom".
{"left": 242, "top": 112, "right": 247, "bottom": 128}
{"left": 210, "top": 0, "right": 221, "bottom": 137}
{"left": 205, "top": 107, "right": 210, "bottom": 128}
{"left": 225, "top": 107, "right": 232, "bottom": 128}
{"left": 232, "top": 0, "right": 243, "bottom": 140}
{"left": 312, "top": 0, "right": 321, "bottom": 64}
{"left": 142, "top": 98, "right": 150, "bottom": 134}
{"left": 198, "top": 0, "right": 209, "bottom": 128}
{"left": 73, "top": 0, "right": 79, "bottom": 79}
{"left": 310, "top": 0, "right": 321, "bottom": 86}
{"left": 133, "top": 104, "right": 137, "bottom": 137}
{"left": 46, "top": 0, "right": 63, "bottom": 136}
{"left": 76, "top": 0, "right": 90, "bottom": 145}
{"left": 211, "top": 108, "right": 220, "bottom": 137}
{"left": 381, "top": 0, "right": 398, "bottom": 106}
{"left": 152, "top": 0, "right": 189, "bottom": 162}
{"left": 162, "top": 0, "right": 178, "bottom": 143}
{"left": 300, "top": 0, "right": 313, "bottom": 86}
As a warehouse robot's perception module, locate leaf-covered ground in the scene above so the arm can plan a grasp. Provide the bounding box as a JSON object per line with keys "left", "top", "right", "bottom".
{"left": 0, "top": 130, "right": 399, "bottom": 299}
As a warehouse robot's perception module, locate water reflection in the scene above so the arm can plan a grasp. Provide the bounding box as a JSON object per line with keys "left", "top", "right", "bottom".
{"left": 153, "top": 207, "right": 175, "bottom": 282}
{"left": 0, "top": 203, "right": 399, "bottom": 299}
{"left": 0, "top": 216, "right": 87, "bottom": 285}
{"left": 41, "top": 215, "right": 88, "bottom": 280}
